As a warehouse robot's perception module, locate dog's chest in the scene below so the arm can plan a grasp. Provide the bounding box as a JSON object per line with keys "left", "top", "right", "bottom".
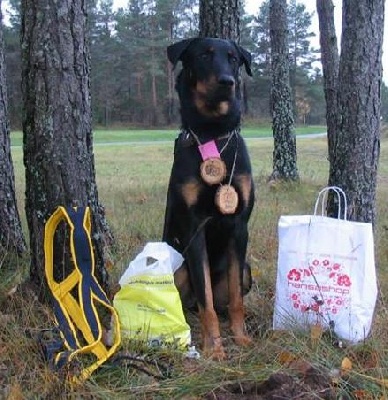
{"left": 171, "top": 132, "right": 253, "bottom": 215}
{"left": 173, "top": 134, "right": 238, "bottom": 180}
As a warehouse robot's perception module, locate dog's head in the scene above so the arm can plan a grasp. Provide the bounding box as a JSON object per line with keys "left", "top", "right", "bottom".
{"left": 167, "top": 38, "right": 252, "bottom": 133}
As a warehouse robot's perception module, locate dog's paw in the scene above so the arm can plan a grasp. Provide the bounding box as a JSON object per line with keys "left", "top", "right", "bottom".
{"left": 210, "top": 346, "right": 227, "bottom": 361}
{"left": 233, "top": 334, "right": 253, "bottom": 347}
{"left": 203, "top": 337, "right": 226, "bottom": 360}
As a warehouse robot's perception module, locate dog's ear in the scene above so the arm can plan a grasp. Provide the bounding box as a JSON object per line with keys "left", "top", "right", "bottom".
{"left": 240, "top": 46, "right": 253, "bottom": 77}
{"left": 167, "top": 39, "right": 196, "bottom": 68}
{"left": 233, "top": 43, "right": 252, "bottom": 77}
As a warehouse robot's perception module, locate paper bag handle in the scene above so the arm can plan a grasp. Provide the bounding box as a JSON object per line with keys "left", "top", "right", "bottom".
{"left": 313, "top": 186, "right": 348, "bottom": 220}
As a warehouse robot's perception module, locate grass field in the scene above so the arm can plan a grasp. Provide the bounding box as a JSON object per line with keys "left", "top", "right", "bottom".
{"left": 2, "top": 130, "right": 388, "bottom": 398}
{"left": 9, "top": 125, "right": 326, "bottom": 147}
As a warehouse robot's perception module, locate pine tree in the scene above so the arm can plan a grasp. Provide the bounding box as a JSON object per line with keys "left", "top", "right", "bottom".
{"left": 0, "top": 1, "right": 25, "bottom": 256}
{"left": 21, "top": 0, "right": 113, "bottom": 295}
{"left": 269, "top": 0, "right": 299, "bottom": 182}
{"left": 318, "top": 0, "right": 384, "bottom": 224}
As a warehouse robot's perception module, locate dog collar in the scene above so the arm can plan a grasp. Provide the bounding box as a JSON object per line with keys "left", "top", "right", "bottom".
{"left": 177, "top": 128, "right": 240, "bottom": 148}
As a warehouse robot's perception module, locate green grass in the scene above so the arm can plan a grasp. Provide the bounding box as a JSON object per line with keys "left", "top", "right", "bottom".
{"left": 2, "top": 133, "right": 388, "bottom": 399}
{"left": 9, "top": 125, "right": 326, "bottom": 146}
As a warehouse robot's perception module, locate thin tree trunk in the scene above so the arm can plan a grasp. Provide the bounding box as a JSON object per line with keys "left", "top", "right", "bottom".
{"left": 0, "top": 1, "right": 26, "bottom": 255}
{"left": 167, "top": 59, "right": 174, "bottom": 124}
{"left": 21, "top": 0, "right": 113, "bottom": 296}
{"left": 327, "top": 0, "right": 384, "bottom": 224}
{"left": 269, "top": 0, "right": 299, "bottom": 182}
{"left": 167, "top": 16, "right": 175, "bottom": 125}
{"left": 151, "top": 45, "right": 158, "bottom": 126}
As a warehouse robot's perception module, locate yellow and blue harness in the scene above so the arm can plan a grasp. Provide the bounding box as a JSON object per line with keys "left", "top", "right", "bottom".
{"left": 43, "top": 206, "right": 121, "bottom": 383}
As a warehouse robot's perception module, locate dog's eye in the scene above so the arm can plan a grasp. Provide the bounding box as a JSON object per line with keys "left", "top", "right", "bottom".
{"left": 229, "top": 55, "right": 239, "bottom": 64}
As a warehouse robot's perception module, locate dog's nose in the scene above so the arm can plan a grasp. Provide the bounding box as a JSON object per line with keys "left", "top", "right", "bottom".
{"left": 218, "top": 75, "right": 235, "bottom": 86}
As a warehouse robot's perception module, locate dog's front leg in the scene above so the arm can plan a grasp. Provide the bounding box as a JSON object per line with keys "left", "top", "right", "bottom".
{"left": 227, "top": 236, "right": 252, "bottom": 347}
{"left": 187, "top": 230, "right": 226, "bottom": 360}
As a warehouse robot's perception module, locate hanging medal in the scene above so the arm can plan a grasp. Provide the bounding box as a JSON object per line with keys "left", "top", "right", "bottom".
{"left": 196, "top": 134, "right": 239, "bottom": 215}
{"left": 198, "top": 140, "right": 226, "bottom": 185}
{"left": 215, "top": 184, "right": 239, "bottom": 214}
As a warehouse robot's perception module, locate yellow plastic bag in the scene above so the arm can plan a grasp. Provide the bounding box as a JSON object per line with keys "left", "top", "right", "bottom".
{"left": 113, "top": 242, "right": 191, "bottom": 347}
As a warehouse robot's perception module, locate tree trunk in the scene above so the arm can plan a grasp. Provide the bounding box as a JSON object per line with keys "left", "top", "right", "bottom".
{"left": 199, "top": 0, "right": 242, "bottom": 40}
{"left": 167, "top": 58, "right": 174, "bottom": 125}
{"left": 0, "top": 1, "right": 26, "bottom": 255}
{"left": 316, "top": 0, "right": 339, "bottom": 181}
{"left": 327, "top": 0, "right": 384, "bottom": 224}
{"left": 269, "top": 0, "right": 299, "bottom": 182}
{"left": 151, "top": 45, "right": 158, "bottom": 126}
{"left": 21, "top": 0, "right": 113, "bottom": 295}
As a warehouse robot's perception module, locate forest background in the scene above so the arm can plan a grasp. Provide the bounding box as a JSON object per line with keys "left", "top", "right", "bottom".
{"left": 2, "top": 0, "right": 388, "bottom": 130}
{"left": 0, "top": 0, "right": 387, "bottom": 397}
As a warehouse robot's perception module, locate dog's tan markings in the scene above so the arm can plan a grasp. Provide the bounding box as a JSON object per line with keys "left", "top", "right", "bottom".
{"left": 194, "top": 95, "right": 207, "bottom": 116}
{"left": 194, "top": 95, "right": 231, "bottom": 118}
{"left": 174, "top": 265, "right": 188, "bottom": 291}
{"left": 180, "top": 179, "right": 202, "bottom": 207}
{"left": 196, "top": 80, "right": 208, "bottom": 95}
{"left": 174, "top": 264, "right": 192, "bottom": 306}
{"left": 213, "top": 274, "right": 229, "bottom": 311}
{"left": 194, "top": 96, "right": 220, "bottom": 118}
{"left": 218, "top": 101, "right": 230, "bottom": 115}
{"left": 199, "top": 259, "right": 226, "bottom": 360}
{"left": 194, "top": 75, "right": 233, "bottom": 117}
{"left": 234, "top": 174, "right": 252, "bottom": 207}
{"left": 193, "top": 80, "right": 210, "bottom": 116}
{"left": 227, "top": 244, "right": 252, "bottom": 346}
{"left": 195, "top": 75, "right": 217, "bottom": 95}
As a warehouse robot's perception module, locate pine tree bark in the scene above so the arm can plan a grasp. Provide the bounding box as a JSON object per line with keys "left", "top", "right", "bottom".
{"left": 269, "top": 0, "right": 299, "bottom": 181}
{"left": 0, "top": 1, "right": 26, "bottom": 256}
{"left": 327, "top": 0, "right": 384, "bottom": 224}
{"left": 21, "top": 0, "right": 113, "bottom": 295}
{"left": 316, "top": 0, "right": 339, "bottom": 174}
{"left": 199, "top": 0, "right": 241, "bottom": 40}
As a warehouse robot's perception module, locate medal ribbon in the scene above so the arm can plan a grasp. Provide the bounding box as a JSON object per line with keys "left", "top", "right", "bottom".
{"left": 198, "top": 140, "right": 221, "bottom": 161}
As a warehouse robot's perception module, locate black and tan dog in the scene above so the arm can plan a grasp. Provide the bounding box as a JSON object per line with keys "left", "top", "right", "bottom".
{"left": 163, "top": 37, "right": 254, "bottom": 359}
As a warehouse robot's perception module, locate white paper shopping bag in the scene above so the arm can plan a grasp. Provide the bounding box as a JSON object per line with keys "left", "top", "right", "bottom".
{"left": 273, "top": 187, "right": 377, "bottom": 343}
